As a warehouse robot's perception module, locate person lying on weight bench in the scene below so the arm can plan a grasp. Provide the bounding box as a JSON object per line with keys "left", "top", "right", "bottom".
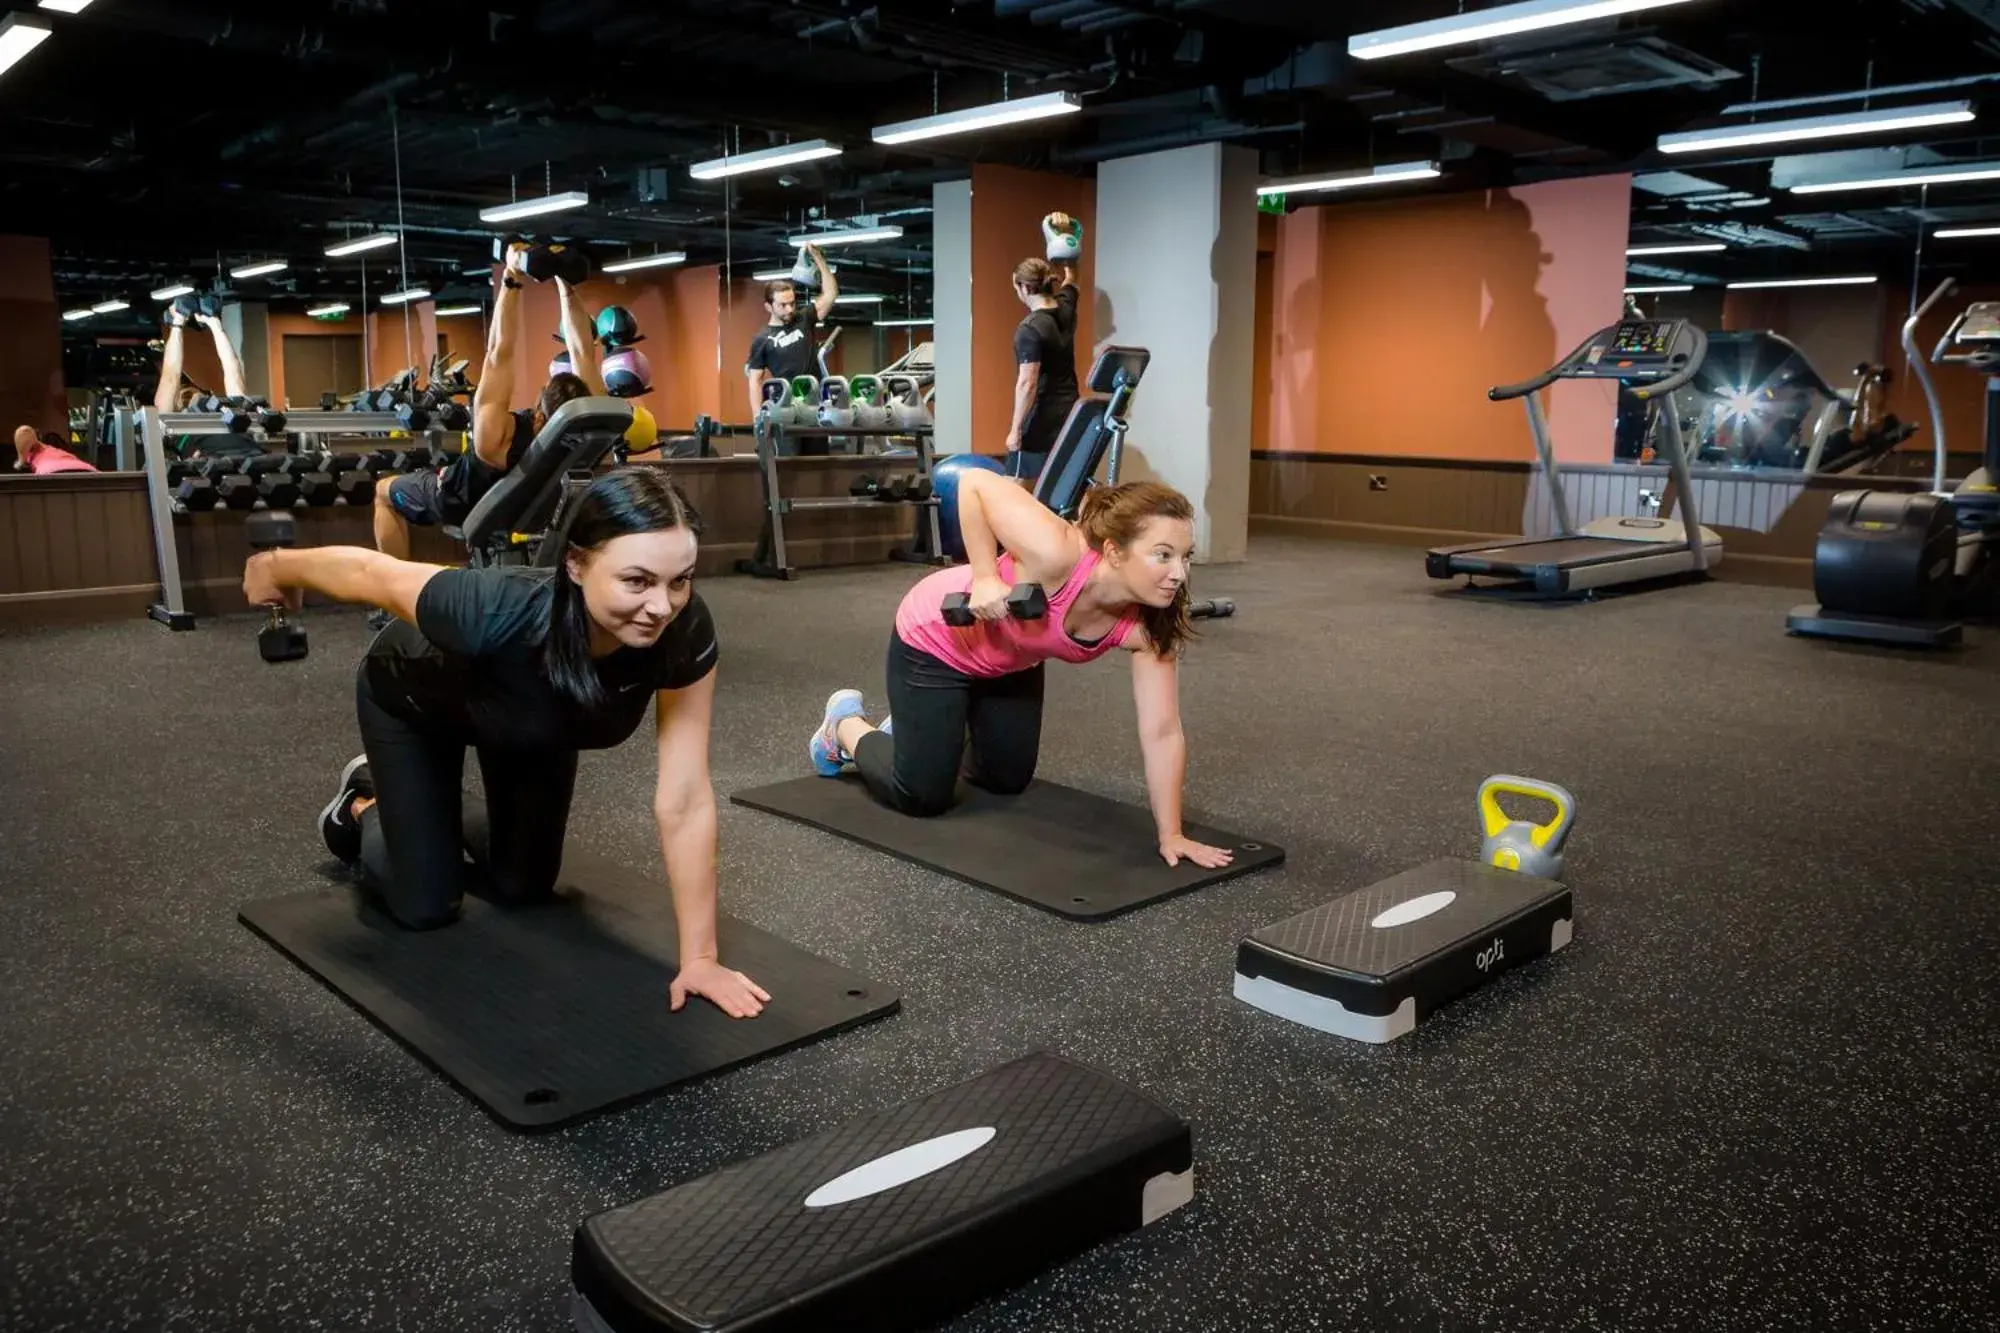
{"left": 11, "top": 425, "right": 95, "bottom": 474}
{"left": 239, "top": 467, "right": 768, "bottom": 1019}
{"left": 153, "top": 299, "right": 262, "bottom": 462}
{"left": 373, "top": 240, "right": 603, "bottom": 563}
{"left": 805, "top": 470, "right": 1234, "bottom": 870}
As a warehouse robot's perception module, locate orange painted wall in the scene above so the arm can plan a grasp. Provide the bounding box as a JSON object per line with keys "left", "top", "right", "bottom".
{"left": 1263, "top": 174, "right": 1631, "bottom": 461}
{"left": 0, "top": 236, "right": 65, "bottom": 434}
{"left": 722, "top": 274, "right": 777, "bottom": 422}
{"left": 366, "top": 304, "right": 437, "bottom": 386}
{"left": 969, "top": 164, "right": 1096, "bottom": 457}
{"left": 435, "top": 314, "right": 485, "bottom": 367}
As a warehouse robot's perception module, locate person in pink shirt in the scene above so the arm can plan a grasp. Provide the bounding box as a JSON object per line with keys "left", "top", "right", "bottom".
{"left": 11, "top": 426, "right": 96, "bottom": 474}
{"left": 808, "top": 470, "right": 1233, "bottom": 870}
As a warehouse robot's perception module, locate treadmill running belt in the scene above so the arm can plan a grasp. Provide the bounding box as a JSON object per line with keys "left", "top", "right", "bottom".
{"left": 1448, "top": 536, "right": 1659, "bottom": 567}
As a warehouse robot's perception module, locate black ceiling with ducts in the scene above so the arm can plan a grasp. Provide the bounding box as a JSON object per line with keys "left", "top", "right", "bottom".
{"left": 4, "top": 0, "right": 1998, "bottom": 327}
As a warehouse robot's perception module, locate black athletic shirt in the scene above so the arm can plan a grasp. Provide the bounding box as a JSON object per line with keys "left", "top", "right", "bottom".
{"left": 363, "top": 565, "right": 719, "bottom": 752}
{"left": 745, "top": 306, "right": 821, "bottom": 384}
{"left": 1013, "top": 285, "right": 1080, "bottom": 452}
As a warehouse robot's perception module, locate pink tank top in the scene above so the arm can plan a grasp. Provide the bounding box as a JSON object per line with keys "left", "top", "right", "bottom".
{"left": 27, "top": 446, "right": 94, "bottom": 475}
{"left": 895, "top": 548, "right": 1139, "bottom": 677}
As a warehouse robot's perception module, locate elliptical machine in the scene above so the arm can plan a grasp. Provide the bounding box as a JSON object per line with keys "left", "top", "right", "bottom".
{"left": 1786, "top": 279, "right": 2000, "bottom": 647}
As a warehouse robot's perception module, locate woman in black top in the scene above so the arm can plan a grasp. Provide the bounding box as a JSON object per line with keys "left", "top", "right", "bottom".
{"left": 1005, "top": 215, "right": 1081, "bottom": 482}
{"left": 240, "top": 468, "right": 767, "bottom": 1019}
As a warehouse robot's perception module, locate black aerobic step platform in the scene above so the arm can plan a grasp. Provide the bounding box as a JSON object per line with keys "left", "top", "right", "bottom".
{"left": 571, "top": 1052, "right": 1195, "bottom": 1333}
{"left": 1234, "top": 858, "right": 1572, "bottom": 1043}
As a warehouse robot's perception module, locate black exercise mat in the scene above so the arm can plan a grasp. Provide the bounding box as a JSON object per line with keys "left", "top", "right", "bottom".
{"left": 731, "top": 776, "right": 1284, "bottom": 920}
{"left": 239, "top": 842, "right": 901, "bottom": 1132}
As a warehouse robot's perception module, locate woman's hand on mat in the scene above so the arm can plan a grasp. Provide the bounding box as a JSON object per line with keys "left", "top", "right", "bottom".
{"left": 1159, "top": 834, "right": 1233, "bottom": 870}
{"left": 966, "top": 573, "right": 1014, "bottom": 622}
{"left": 241, "top": 552, "right": 300, "bottom": 614}
{"left": 671, "top": 957, "right": 772, "bottom": 1019}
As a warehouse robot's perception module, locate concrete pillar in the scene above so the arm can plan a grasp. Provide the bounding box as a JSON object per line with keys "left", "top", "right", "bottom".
{"left": 931, "top": 178, "right": 973, "bottom": 455}
{"left": 223, "top": 301, "right": 271, "bottom": 400}
{"left": 1093, "top": 142, "right": 1257, "bottom": 563}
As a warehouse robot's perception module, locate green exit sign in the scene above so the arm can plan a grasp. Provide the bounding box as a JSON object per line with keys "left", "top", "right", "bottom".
{"left": 1257, "top": 193, "right": 1286, "bottom": 215}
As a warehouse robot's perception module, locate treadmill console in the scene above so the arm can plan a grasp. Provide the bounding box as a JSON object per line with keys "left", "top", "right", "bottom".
{"left": 1570, "top": 319, "right": 1690, "bottom": 381}
{"left": 1956, "top": 302, "right": 2000, "bottom": 344}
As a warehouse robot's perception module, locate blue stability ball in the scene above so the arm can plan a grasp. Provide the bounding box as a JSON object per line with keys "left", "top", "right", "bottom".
{"left": 931, "top": 453, "right": 1008, "bottom": 561}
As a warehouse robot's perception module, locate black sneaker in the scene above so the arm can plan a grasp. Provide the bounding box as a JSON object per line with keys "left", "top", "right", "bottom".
{"left": 318, "top": 754, "right": 375, "bottom": 862}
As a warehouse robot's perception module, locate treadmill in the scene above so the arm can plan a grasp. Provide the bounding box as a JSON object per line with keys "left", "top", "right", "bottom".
{"left": 1427, "top": 318, "right": 1722, "bottom": 596}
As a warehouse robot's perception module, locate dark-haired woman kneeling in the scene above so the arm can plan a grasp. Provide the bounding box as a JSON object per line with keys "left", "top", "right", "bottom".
{"left": 808, "top": 472, "right": 1234, "bottom": 871}
{"left": 241, "top": 468, "right": 768, "bottom": 1019}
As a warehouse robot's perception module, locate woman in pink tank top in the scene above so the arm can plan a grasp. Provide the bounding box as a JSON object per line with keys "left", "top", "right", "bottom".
{"left": 806, "top": 468, "right": 1234, "bottom": 870}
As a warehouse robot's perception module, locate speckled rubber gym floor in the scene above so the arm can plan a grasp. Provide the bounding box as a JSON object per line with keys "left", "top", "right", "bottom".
{"left": 4, "top": 535, "right": 1997, "bottom": 1332}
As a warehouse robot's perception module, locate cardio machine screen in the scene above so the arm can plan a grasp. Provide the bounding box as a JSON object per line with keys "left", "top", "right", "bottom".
{"left": 1610, "top": 321, "right": 1678, "bottom": 357}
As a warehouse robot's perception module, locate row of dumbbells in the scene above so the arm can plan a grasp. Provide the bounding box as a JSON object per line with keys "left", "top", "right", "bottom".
{"left": 189, "top": 393, "right": 289, "bottom": 435}
{"left": 317, "top": 388, "right": 472, "bottom": 433}
{"left": 169, "top": 448, "right": 449, "bottom": 512}
{"left": 849, "top": 472, "right": 935, "bottom": 503}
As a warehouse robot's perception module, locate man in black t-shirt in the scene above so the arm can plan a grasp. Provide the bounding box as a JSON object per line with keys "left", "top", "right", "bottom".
{"left": 1006, "top": 221, "right": 1080, "bottom": 483}
{"left": 744, "top": 243, "right": 838, "bottom": 420}
{"left": 375, "top": 241, "right": 601, "bottom": 560}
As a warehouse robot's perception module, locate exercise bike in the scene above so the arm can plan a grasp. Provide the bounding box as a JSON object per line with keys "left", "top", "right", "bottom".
{"left": 1786, "top": 280, "right": 2000, "bottom": 647}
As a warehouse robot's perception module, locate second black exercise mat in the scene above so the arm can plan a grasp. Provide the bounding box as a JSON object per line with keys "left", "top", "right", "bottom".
{"left": 731, "top": 776, "right": 1284, "bottom": 920}
{"left": 240, "top": 844, "right": 900, "bottom": 1132}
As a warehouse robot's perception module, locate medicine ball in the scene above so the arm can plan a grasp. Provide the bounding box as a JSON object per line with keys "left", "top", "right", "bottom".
{"left": 549, "top": 349, "right": 573, "bottom": 381}
{"left": 595, "top": 306, "right": 643, "bottom": 349}
{"left": 931, "top": 453, "right": 1009, "bottom": 561}
{"left": 603, "top": 348, "right": 653, "bottom": 398}
{"left": 624, "top": 403, "right": 658, "bottom": 451}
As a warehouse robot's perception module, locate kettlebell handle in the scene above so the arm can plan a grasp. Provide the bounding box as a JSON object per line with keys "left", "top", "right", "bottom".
{"left": 1477, "top": 774, "right": 1577, "bottom": 853}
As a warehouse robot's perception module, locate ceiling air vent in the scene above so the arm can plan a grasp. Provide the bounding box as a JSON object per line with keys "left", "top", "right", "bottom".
{"left": 1449, "top": 37, "right": 1738, "bottom": 102}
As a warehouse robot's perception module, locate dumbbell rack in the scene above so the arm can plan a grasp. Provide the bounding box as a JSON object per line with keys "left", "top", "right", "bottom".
{"left": 138, "top": 408, "right": 415, "bottom": 630}
{"left": 738, "top": 419, "right": 942, "bottom": 580}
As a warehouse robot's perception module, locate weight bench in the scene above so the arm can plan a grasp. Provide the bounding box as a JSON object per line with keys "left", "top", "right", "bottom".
{"left": 1031, "top": 347, "right": 1233, "bottom": 621}
{"left": 570, "top": 1051, "right": 1193, "bottom": 1333}
{"left": 450, "top": 396, "right": 634, "bottom": 567}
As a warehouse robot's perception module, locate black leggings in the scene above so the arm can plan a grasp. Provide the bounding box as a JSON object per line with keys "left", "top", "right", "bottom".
{"left": 852, "top": 633, "right": 1045, "bottom": 818}
{"left": 354, "top": 673, "right": 578, "bottom": 930}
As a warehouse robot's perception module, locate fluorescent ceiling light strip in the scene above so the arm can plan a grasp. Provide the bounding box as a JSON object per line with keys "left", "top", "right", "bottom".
{"left": 478, "top": 190, "right": 589, "bottom": 223}
{"left": 39, "top": 1, "right": 97, "bottom": 13}
{"left": 1659, "top": 100, "right": 1976, "bottom": 154}
{"left": 787, "top": 225, "right": 903, "bottom": 247}
{"left": 750, "top": 269, "right": 792, "bottom": 281}
{"left": 90, "top": 299, "right": 129, "bottom": 313}
{"left": 1626, "top": 242, "right": 1726, "bottom": 255}
{"left": 833, "top": 294, "right": 884, "bottom": 304}
{"left": 1936, "top": 224, "right": 2000, "bottom": 238}
{"left": 230, "top": 260, "right": 287, "bottom": 278}
{"left": 62, "top": 308, "right": 94, "bottom": 321}
{"left": 1625, "top": 285, "right": 1694, "bottom": 293}
{"left": 1257, "top": 161, "right": 1440, "bottom": 196}
{"left": 1790, "top": 163, "right": 2000, "bottom": 194}
{"left": 873, "top": 317, "right": 935, "bottom": 327}
{"left": 307, "top": 303, "right": 350, "bottom": 316}
{"left": 433, "top": 305, "right": 481, "bottom": 317}
{"left": 601, "top": 251, "right": 688, "bottom": 273}
{"left": 325, "top": 232, "right": 399, "bottom": 257}
{"left": 380, "top": 287, "right": 431, "bottom": 305}
{"left": 873, "top": 91, "right": 1080, "bottom": 146}
{"left": 1725, "top": 276, "right": 1877, "bottom": 289}
{"left": 690, "top": 139, "right": 842, "bottom": 180}
{"left": 150, "top": 283, "right": 194, "bottom": 300}
{"left": 0, "top": 14, "right": 53, "bottom": 78}
{"left": 1348, "top": 0, "right": 1695, "bottom": 61}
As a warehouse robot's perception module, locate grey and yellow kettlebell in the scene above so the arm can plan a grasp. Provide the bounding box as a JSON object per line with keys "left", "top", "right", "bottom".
{"left": 1477, "top": 774, "right": 1577, "bottom": 879}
